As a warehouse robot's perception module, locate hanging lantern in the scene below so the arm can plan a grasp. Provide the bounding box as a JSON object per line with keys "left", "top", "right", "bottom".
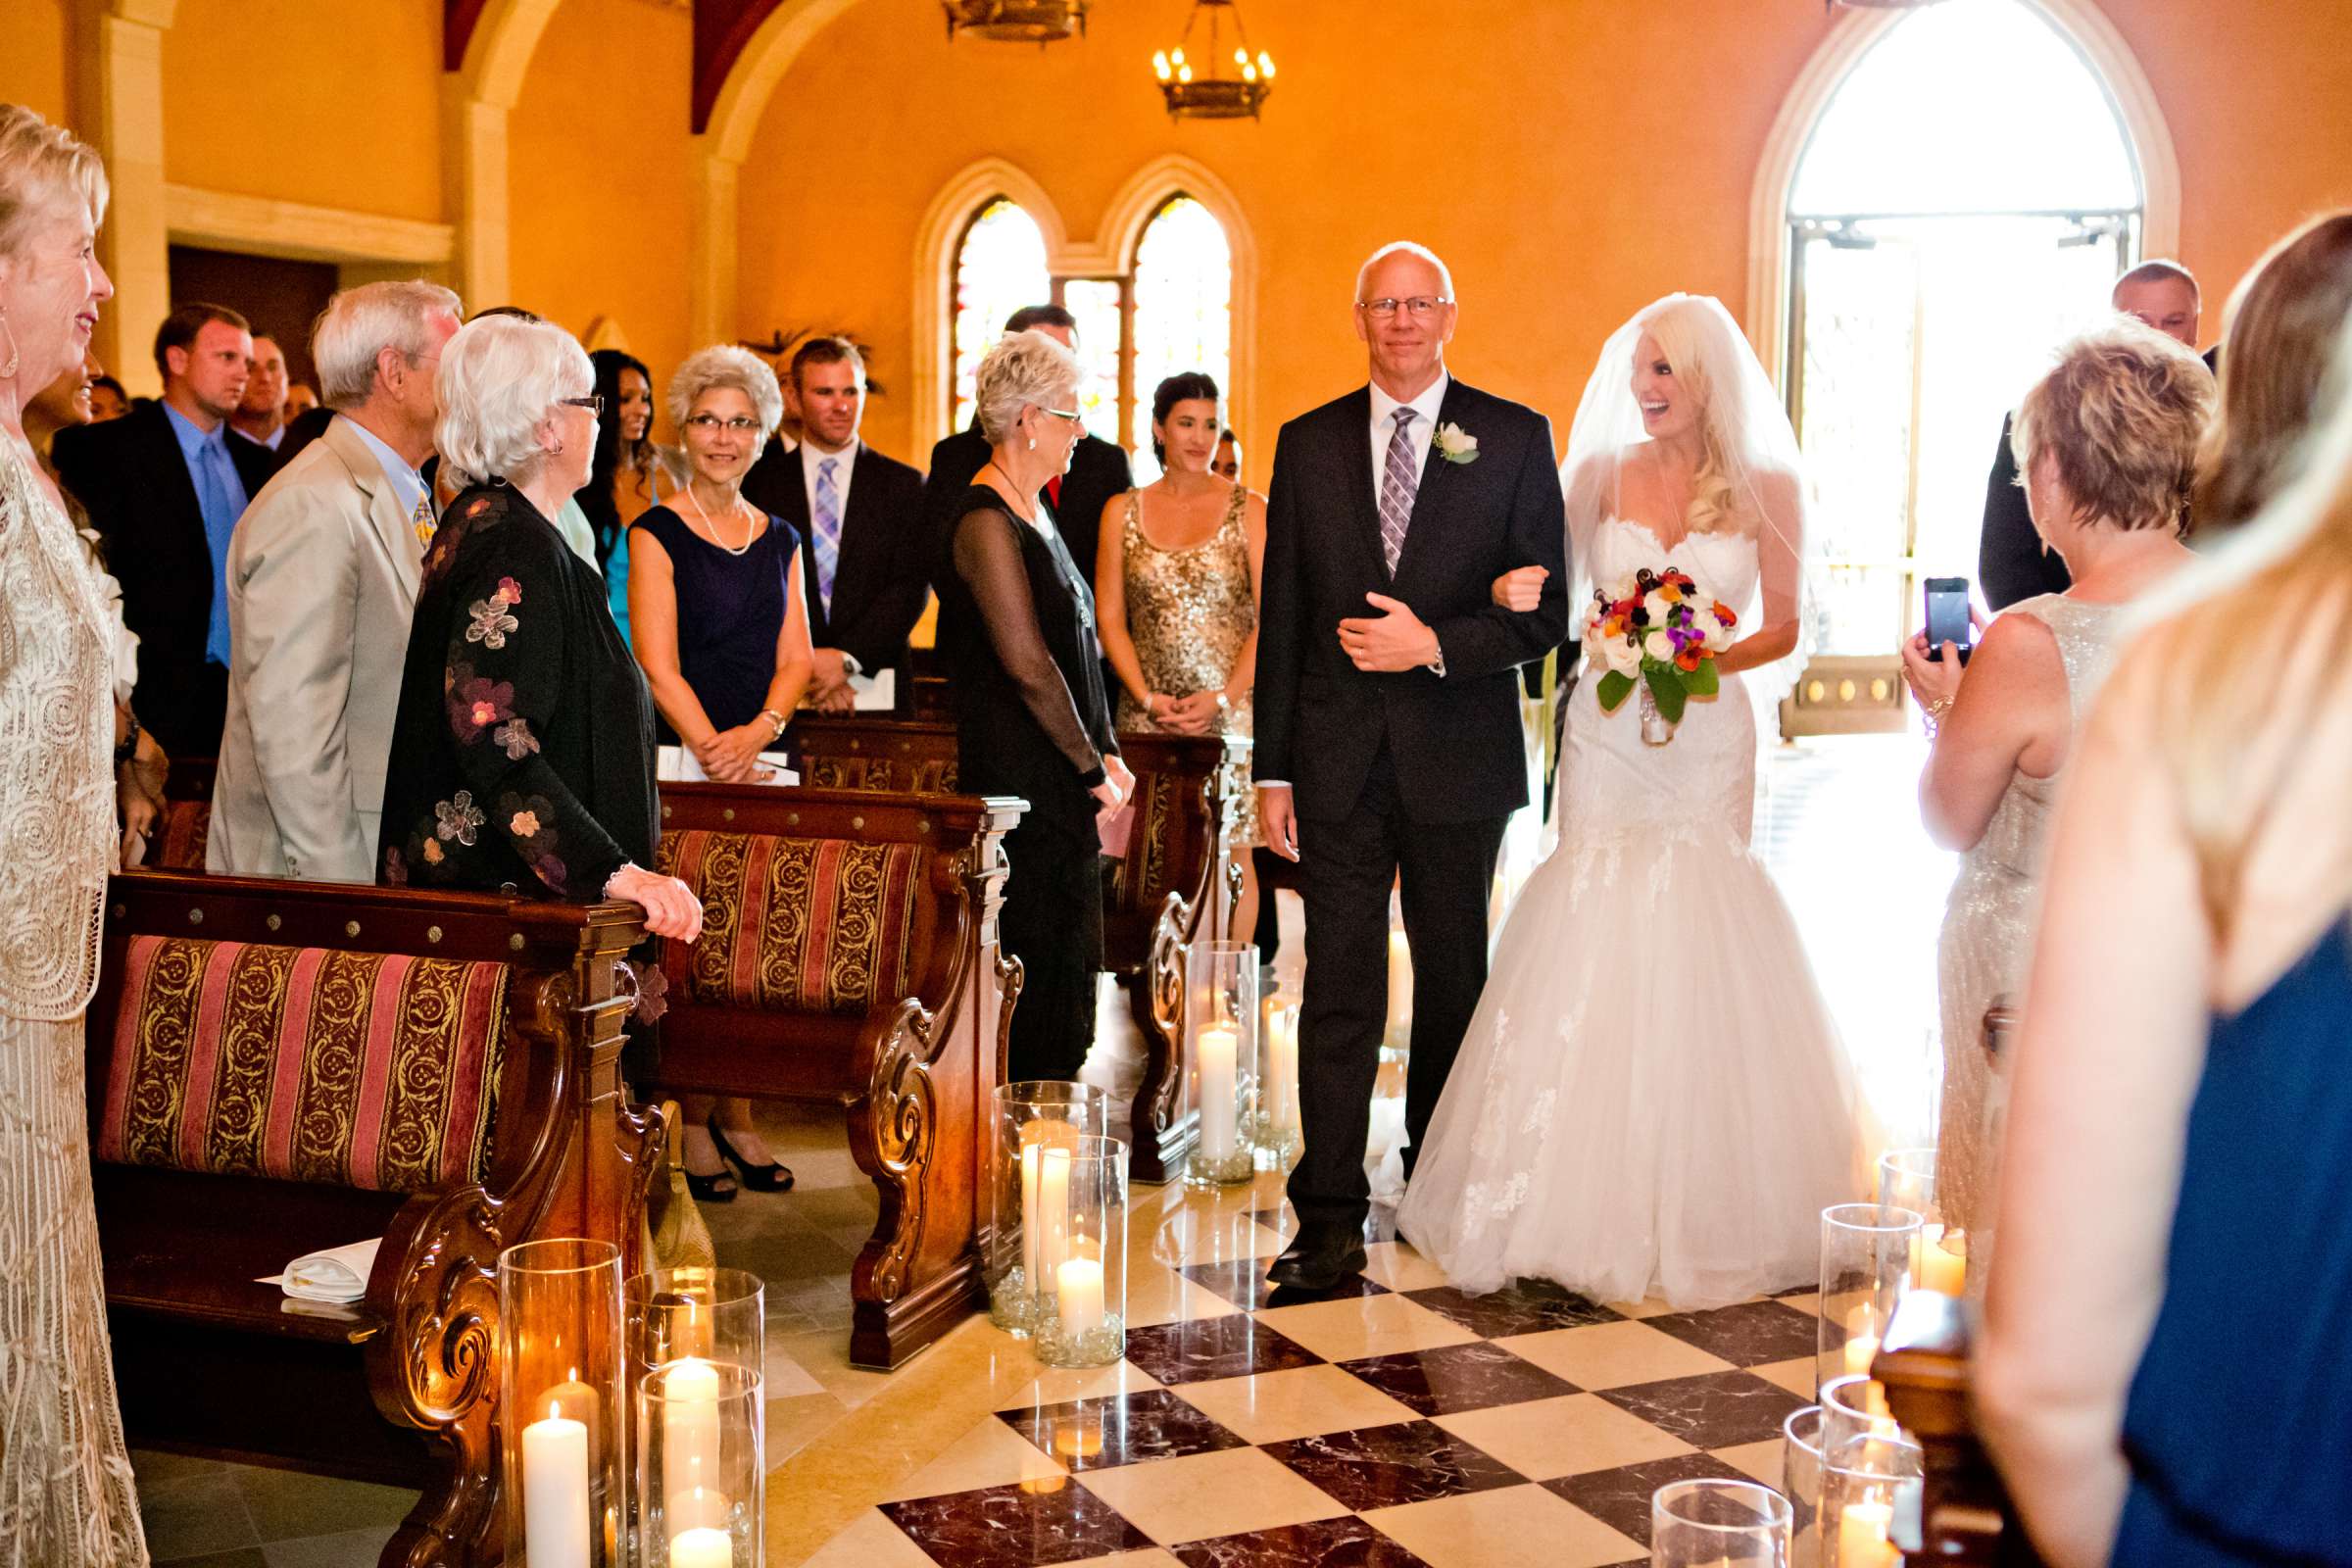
{"left": 944, "top": 0, "right": 1089, "bottom": 44}
{"left": 1152, "top": 0, "right": 1274, "bottom": 122}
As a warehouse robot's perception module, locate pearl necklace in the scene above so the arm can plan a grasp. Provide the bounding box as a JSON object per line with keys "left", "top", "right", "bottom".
{"left": 683, "top": 481, "right": 759, "bottom": 556}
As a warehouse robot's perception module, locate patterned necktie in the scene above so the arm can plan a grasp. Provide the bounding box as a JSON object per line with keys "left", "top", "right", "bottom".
{"left": 812, "top": 456, "right": 842, "bottom": 612}
{"left": 197, "top": 437, "right": 240, "bottom": 666}
{"left": 1379, "top": 407, "right": 1420, "bottom": 574}
{"left": 411, "top": 487, "right": 436, "bottom": 550}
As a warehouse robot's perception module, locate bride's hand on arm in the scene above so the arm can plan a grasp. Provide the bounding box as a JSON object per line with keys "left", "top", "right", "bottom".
{"left": 1491, "top": 565, "right": 1548, "bottom": 612}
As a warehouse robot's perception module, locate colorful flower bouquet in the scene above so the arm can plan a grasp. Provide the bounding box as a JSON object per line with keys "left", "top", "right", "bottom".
{"left": 1584, "top": 567, "right": 1737, "bottom": 742}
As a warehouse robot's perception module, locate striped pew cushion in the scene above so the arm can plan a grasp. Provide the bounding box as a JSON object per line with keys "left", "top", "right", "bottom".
{"left": 656, "top": 831, "right": 923, "bottom": 1014}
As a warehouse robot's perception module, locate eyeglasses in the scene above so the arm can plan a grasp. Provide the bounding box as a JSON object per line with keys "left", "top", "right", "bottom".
{"left": 1357, "top": 296, "right": 1451, "bottom": 318}
{"left": 684, "top": 413, "right": 761, "bottom": 433}
{"left": 1039, "top": 407, "right": 1084, "bottom": 425}
{"left": 560, "top": 394, "right": 605, "bottom": 415}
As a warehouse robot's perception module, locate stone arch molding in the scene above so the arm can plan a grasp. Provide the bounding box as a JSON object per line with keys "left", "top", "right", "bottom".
{"left": 909, "top": 154, "right": 1262, "bottom": 460}
{"left": 1745, "top": 0, "right": 2180, "bottom": 384}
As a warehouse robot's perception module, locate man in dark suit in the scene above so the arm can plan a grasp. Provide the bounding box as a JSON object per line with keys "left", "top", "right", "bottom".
{"left": 1254, "top": 243, "right": 1569, "bottom": 1290}
{"left": 921, "top": 304, "right": 1133, "bottom": 590}
{"left": 742, "top": 336, "right": 929, "bottom": 710}
{"left": 54, "top": 302, "right": 275, "bottom": 759}
{"left": 1981, "top": 259, "right": 2215, "bottom": 608}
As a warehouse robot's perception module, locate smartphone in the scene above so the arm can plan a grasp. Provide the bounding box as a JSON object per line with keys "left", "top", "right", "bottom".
{"left": 1924, "top": 577, "right": 1973, "bottom": 664}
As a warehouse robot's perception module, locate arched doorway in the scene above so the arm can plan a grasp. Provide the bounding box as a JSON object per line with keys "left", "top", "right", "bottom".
{"left": 1775, "top": 0, "right": 2154, "bottom": 732}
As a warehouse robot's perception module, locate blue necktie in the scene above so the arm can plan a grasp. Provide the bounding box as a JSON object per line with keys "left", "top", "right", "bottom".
{"left": 812, "top": 456, "right": 842, "bottom": 613}
{"left": 197, "top": 436, "right": 241, "bottom": 666}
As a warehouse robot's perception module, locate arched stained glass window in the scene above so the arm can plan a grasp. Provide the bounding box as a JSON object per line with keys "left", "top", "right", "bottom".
{"left": 952, "top": 199, "right": 1052, "bottom": 435}
{"left": 1128, "top": 196, "right": 1232, "bottom": 482}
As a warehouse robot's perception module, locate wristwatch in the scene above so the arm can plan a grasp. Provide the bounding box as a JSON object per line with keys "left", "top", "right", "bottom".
{"left": 1425, "top": 644, "right": 1447, "bottom": 679}
{"left": 760, "top": 708, "right": 788, "bottom": 741}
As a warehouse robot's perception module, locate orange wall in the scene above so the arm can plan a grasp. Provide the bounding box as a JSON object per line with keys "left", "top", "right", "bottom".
{"left": 0, "top": 0, "right": 72, "bottom": 123}
{"left": 506, "top": 0, "right": 696, "bottom": 394}
{"left": 161, "top": 0, "right": 444, "bottom": 222}
{"left": 734, "top": 0, "right": 2352, "bottom": 469}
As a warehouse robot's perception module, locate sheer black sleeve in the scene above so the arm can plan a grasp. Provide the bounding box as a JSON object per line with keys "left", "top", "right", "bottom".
{"left": 952, "top": 506, "right": 1106, "bottom": 785}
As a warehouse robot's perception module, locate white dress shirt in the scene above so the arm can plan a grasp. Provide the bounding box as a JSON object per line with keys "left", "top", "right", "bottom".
{"left": 1367, "top": 370, "right": 1449, "bottom": 505}
{"left": 344, "top": 417, "right": 427, "bottom": 522}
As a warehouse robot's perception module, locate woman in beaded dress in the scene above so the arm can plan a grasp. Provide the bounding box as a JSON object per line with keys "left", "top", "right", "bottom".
{"left": 1096, "top": 373, "right": 1268, "bottom": 939}
{"left": 0, "top": 104, "right": 148, "bottom": 1563}
{"left": 1901, "top": 322, "right": 2212, "bottom": 1255}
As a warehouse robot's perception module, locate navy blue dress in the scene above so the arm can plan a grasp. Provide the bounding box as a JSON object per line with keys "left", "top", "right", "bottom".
{"left": 628, "top": 505, "right": 800, "bottom": 744}
{"left": 2111, "top": 912, "right": 2352, "bottom": 1564}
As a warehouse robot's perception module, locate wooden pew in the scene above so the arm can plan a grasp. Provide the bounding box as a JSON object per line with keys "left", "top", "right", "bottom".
{"left": 152, "top": 754, "right": 217, "bottom": 871}
{"left": 90, "top": 870, "right": 659, "bottom": 1568}
{"left": 785, "top": 712, "right": 1250, "bottom": 1182}
{"left": 1873, "top": 999, "right": 2041, "bottom": 1568}
{"left": 644, "top": 783, "right": 1022, "bottom": 1369}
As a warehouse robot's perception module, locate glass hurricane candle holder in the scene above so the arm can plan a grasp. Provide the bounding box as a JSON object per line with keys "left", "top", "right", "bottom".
{"left": 1650, "top": 1477, "right": 1792, "bottom": 1566}
{"left": 1820, "top": 1427, "right": 1924, "bottom": 1568}
{"left": 622, "top": 1268, "right": 763, "bottom": 1568}
{"left": 500, "top": 1238, "right": 626, "bottom": 1567}
{"left": 1184, "top": 941, "right": 1259, "bottom": 1187}
{"left": 1816, "top": 1203, "right": 1922, "bottom": 1394}
{"left": 1031, "top": 1132, "right": 1129, "bottom": 1367}
{"left": 1819, "top": 1373, "right": 1905, "bottom": 1481}
{"left": 634, "top": 1357, "right": 763, "bottom": 1568}
{"left": 1875, "top": 1148, "right": 1968, "bottom": 1295}
{"left": 1782, "top": 1405, "right": 1826, "bottom": 1567}
{"left": 987, "top": 1082, "right": 1114, "bottom": 1335}
{"left": 1250, "top": 999, "right": 1302, "bottom": 1170}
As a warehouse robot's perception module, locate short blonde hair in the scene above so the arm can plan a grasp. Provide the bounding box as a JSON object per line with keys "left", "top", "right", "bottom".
{"left": 0, "top": 104, "right": 108, "bottom": 260}
{"left": 2012, "top": 319, "right": 2215, "bottom": 533}
{"left": 434, "top": 314, "right": 593, "bottom": 487}
{"left": 667, "top": 345, "right": 783, "bottom": 449}
{"left": 974, "top": 329, "right": 1080, "bottom": 446}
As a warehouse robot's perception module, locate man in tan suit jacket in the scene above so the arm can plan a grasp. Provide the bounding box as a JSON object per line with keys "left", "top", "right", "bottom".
{"left": 211, "top": 280, "right": 463, "bottom": 882}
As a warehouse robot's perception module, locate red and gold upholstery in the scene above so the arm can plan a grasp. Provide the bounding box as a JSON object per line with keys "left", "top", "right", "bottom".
{"left": 153, "top": 799, "right": 213, "bottom": 871}
{"left": 799, "top": 753, "right": 958, "bottom": 794}
{"left": 1104, "top": 764, "right": 1180, "bottom": 917}
{"left": 96, "top": 935, "right": 511, "bottom": 1192}
{"left": 656, "top": 831, "right": 923, "bottom": 1014}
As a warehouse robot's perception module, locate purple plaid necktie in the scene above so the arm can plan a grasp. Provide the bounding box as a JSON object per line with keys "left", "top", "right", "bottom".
{"left": 1379, "top": 408, "right": 1419, "bottom": 574}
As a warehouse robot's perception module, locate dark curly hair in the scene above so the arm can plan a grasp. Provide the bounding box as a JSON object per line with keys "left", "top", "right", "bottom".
{"left": 1150, "top": 371, "right": 1222, "bottom": 466}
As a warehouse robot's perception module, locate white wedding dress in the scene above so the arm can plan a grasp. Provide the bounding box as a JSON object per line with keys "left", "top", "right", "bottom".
{"left": 1396, "top": 515, "right": 1860, "bottom": 1308}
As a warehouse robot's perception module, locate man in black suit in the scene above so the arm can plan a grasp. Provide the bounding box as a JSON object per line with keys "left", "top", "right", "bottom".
{"left": 54, "top": 302, "right": 275, "bottom": 759}
{"left": 742, "top": 336, "right": 929, "bottom": 710}
{"left": 1255, "top": 243, "right": 1569, "bottom": 1290}
{"left": 1981, "top": 259, "right": 2214, "bottom": 608}
{"left": 921, "top": 304, "right": 1133, "bottom": 591}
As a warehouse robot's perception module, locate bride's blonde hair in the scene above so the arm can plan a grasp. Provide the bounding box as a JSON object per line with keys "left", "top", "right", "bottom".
{"left": 1640, "top": 296, "right": 1748, "bottom": 539}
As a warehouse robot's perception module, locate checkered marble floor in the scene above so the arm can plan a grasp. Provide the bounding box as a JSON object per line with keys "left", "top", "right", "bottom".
{"left": 802, "top": 1176, "right": 1824, "bottom": 1568}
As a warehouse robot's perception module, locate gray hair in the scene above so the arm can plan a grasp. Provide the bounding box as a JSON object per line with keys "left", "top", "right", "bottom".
{"left": 1353, "top": 241, "right": 1455, "bottom": 306}
{"left": 312, "top": 279, "right": 462, "bottom": 410}
{"left": 434, "top": 314, "right": 593, "bottom": 487}
{"left": 667, "top": 345, "right": 784, "bottom": 446}
{"left": 0, "top": 104, "right": 108, "bottom": 261}
{"left": 974, "top": 329, "right": 1080, "bottom": 446}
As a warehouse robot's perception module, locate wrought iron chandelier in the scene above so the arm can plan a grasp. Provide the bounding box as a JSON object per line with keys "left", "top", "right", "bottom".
{"left": 942, "top": 0, "right": 1089, "bottom": 44}
{"left": 1152, "top": 0, "right": 1275, "bottom": 122}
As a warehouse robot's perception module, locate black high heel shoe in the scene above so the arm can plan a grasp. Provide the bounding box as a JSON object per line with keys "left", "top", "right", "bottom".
{"left": 708, "top": 1115, "right": 794, "bottom": 1193}
{"left": 683, "top": 1161, "right": 738, "bottom": 1203}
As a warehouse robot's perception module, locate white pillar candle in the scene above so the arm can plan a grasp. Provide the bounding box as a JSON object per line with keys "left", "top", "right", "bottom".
{"left": 1267, "top": 1007, "right": 1298, "bottom": 1133}
{"left": 1836, "top": 1500, "right": 1900, "bottom": 1568}
{"left": 1020, "top": 1143, "right": 1043, "bottom": 1287}
{"left": 1913, "top": 1225, "right": 1967, "bottom": 1297}
{"left": 1198, "top": 1025, "right": 1238, "bottom": 1160}
{"left": 521, "top": 1406, "right": 591, "bottom": 1568}
{"left": 1038, "top": 1147, "right": 1072, "bottom": 1277}
{"left": 1386, "top": 930, "right": 1413, "bottom": 1046}
{"left": 662, "top": 1358, "right": 724, "bottom": 1533}
{"left": 1842, "top": 1301, "right": 1880, "bottom": 1379}
{"left": 1056, "top": 1256, "right": 1106, "bottom": 1336}
{"left": 669, "top": 1525, "right": 733, "bottom": 1568}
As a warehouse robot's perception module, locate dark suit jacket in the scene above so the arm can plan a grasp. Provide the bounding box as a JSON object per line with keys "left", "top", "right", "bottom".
{"left": 275, "top": 404, "right": 337, "bottom": 467}
{"left": 740, "top": 440, "right": 930, "bottom": 681}
{"left": 921, "top": 419, "right": 1133, "bottom": 590}
{"left": 1253, "top": 379, "right": 1569, "bottom": 823}
{"left": 52, "top": 400, "right": 278, "bottom": 754}
{"left": 1981, "top": 343, "right": 2222, "bottom": 609}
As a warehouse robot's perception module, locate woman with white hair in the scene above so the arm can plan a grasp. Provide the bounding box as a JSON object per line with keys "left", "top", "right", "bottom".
{"left": 626, "top": 343, "right": 812, "bottom": 1198}
{"left": 0, "top": 102, "right": 145, "bottom": 1561}
{"left": 937, "top": 329, "right": 1133, "bottom": 1081}
{"left": 376, "top": 313, "right": 702, "bottom": 950}
{"left": 1901, "top": 321, "right": 2210, "bottom": 1264}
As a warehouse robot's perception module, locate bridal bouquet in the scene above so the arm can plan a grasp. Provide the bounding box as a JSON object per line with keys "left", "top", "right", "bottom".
{"left": 1584, "top": 567, "right": 1737, "bottom": 733}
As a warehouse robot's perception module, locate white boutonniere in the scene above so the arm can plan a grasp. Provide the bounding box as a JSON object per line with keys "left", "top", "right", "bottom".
{"left": 1432, "top": 421, "right": 1480, "bottom": 466}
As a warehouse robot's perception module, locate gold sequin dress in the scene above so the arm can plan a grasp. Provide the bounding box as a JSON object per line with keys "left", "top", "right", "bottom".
{"left": 1112, "top": 484, "right": 1259, "bottom": 846}
{"left": 0, "top": 437, "right": 147, "bottom": 1563}
{"left": 1936, "top": 594, "right": 2123, "bottom": 1238}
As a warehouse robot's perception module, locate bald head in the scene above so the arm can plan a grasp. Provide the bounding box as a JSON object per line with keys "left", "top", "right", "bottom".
{"left": 2113, "top": 259, "right": 2200, "bottom": 347}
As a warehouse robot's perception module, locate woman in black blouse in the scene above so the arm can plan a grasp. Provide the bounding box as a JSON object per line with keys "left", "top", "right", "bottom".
{"left": 377, "top": 313, "right": 700, "bottom": 945}
{"left": 937, "top": 330, "right": 1133, "bottom": 1080}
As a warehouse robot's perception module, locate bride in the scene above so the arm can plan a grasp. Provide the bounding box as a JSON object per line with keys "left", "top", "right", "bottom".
{"left": 1396, "top": 294, "right": 1859, "bottom": 1308}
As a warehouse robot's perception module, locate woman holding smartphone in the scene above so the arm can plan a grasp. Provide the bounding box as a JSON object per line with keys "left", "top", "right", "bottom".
{"left": 1899, "top": 320, "right": 2210, "bottom": 1260}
